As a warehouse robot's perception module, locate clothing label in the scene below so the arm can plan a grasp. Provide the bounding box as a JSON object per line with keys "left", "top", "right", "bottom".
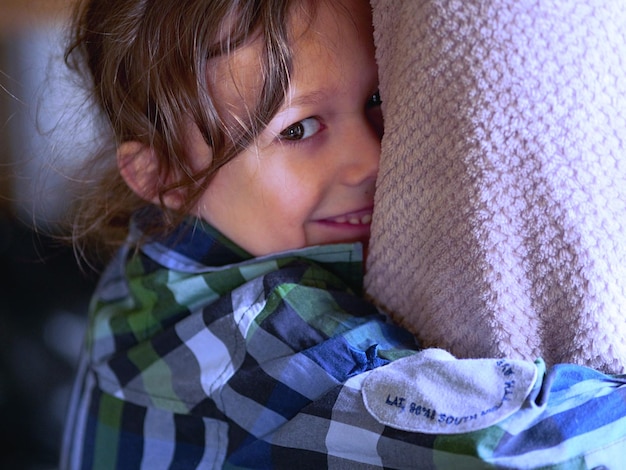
{"left": 362, "top": 349, "right": 537, "bottom": 434}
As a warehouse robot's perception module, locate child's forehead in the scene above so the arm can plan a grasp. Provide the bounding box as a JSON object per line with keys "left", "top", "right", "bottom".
{"left": 292, "top": 0, "right": 372, "bottom": 44}
{"left": 207, "top": 0, "right": 373, "bottom": 114}
{"left": 202, "top": 0, "right": 375, "bottom": 135}
{"left": 206, "top": 37, "right": 266, "bottom": 119}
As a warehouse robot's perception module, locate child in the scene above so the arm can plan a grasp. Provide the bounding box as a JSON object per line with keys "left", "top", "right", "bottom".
{"left": 61, "top": 0, "right": 626, "bottom": 468}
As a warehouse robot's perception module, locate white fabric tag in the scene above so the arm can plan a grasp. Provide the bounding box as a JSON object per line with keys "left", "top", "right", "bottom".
{"left": 362, "top": 349, "right": 537, "bottom": 434}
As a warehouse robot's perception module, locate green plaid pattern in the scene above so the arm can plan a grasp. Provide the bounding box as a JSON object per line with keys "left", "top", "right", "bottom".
{"left": 62, "top": 211, "right": 626, "bottom": 469}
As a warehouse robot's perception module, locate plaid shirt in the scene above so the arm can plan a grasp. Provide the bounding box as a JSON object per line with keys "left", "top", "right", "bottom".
{"left": 62, "top": 211, "right": 626, "bottom": 469}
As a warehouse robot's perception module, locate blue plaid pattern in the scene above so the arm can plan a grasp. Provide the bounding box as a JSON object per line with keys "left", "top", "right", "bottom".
{"left": 61, "top": 211, "right": 626, "bottom": 469}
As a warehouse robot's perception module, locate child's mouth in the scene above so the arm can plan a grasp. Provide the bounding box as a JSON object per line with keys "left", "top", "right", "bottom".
{"left": 311, "top": 208, "right": 373, "bottom": 249}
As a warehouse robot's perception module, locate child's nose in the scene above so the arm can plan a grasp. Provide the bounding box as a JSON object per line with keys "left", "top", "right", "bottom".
{"left": 342, "top": 116, "right": 381, "bottom": 186}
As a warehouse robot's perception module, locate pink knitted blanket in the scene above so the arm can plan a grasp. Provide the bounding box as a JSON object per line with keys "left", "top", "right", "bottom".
{"left": 365, "top": 0, "right": 626, "bottom": 373}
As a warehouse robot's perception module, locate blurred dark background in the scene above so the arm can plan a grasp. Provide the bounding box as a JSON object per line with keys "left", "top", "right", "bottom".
{"left": 1, "top": 2, "right": 97, "bottom": 468}
{"left": 0, "top": 217, "right": 95, "bottom": 469}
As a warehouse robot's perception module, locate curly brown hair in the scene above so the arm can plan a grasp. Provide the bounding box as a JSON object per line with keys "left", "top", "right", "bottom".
{"left": 64, "top": 0, "right": 318, "bottom": 264}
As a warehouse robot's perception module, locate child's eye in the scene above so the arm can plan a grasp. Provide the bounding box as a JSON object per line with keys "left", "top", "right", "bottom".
{"left": 366, "top": 90, "right": 384, "bottom": 138}
{"left": 366, "top": 90, "right": 382, "bottom": 109}
{"left": 279, "top": 117, "right": 323, "bottom": 141}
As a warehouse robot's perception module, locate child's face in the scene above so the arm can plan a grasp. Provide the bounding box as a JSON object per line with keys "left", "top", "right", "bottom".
{"left": 192, "top": 0, "right": 380, "bottom": 256}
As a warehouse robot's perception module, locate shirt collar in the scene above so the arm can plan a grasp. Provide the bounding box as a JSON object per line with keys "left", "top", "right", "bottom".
{"left": 130, "top": 206, "right": 365, "bottom": 278}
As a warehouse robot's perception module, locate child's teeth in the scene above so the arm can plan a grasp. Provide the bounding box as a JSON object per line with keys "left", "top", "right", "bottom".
{"left": 329, "top": 213, "right": 372, "bottom": 224}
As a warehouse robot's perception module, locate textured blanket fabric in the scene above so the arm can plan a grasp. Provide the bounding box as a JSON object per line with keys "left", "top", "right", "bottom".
{"left": 365, "top": 0, "right": 626, "bottom": 373}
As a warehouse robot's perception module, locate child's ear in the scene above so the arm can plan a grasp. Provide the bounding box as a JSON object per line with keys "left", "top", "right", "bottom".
{"left": 117, "top": 141, "right": 184, "bottom": 209}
